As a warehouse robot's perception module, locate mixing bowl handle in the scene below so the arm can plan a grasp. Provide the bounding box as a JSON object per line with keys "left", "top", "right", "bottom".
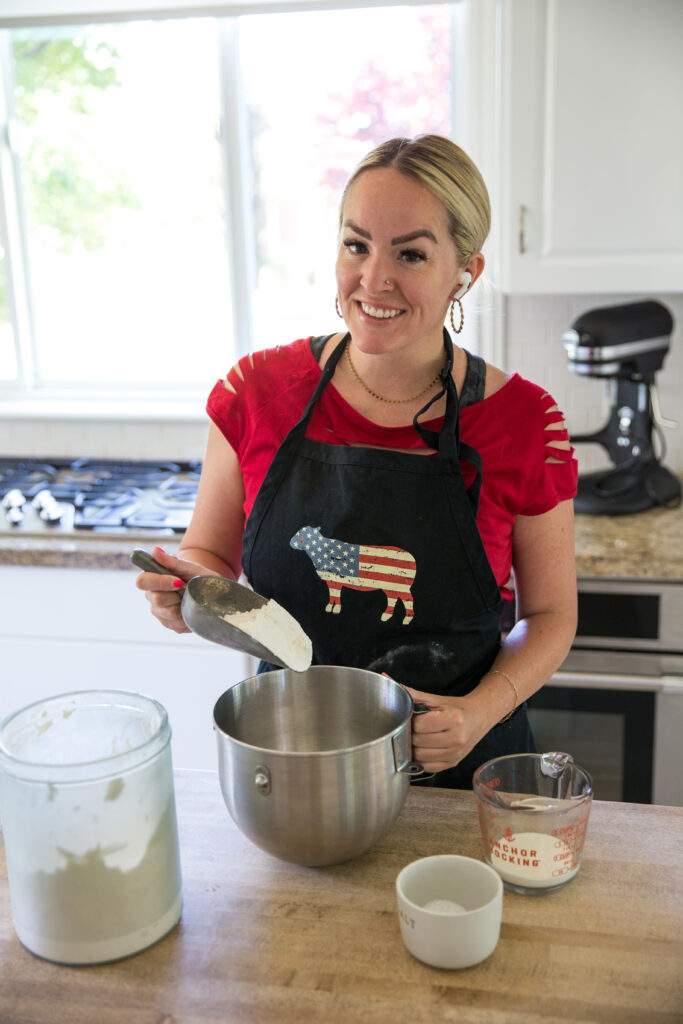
{"left": 403, "top": 700, "right": 436, "bottom": 778}
{"left": 393, "top": 745, "right": 423, "bottom": 774}
{"left": 393, "top": 702, "right": 436, "bottom": 780}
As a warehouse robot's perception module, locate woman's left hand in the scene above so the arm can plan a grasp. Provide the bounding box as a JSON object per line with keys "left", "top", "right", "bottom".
{"left": 404, "top": 686, "right": 492, "bottom": 773}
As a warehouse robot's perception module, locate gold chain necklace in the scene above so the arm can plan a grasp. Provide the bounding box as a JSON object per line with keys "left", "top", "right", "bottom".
{"left": 345, "top": 343, "right": 443, "bottom": 405}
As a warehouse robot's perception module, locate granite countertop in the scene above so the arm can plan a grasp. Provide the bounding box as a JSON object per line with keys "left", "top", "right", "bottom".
{"left": 573, "top": 501, "right": 683, "bottom": 580}
{"left": 2, "top": 501, "right": 682, "bottom": 581}
{"left": 0, "top": 533, "right": 175, "bottom": 571}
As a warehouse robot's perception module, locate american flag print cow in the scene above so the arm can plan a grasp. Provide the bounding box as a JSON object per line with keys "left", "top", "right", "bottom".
{"left": 290, "top": 526, "right": 416, "bottom": 625}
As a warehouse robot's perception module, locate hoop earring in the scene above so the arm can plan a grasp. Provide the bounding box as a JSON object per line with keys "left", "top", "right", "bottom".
{"left": 335, "top": 296, "right": 344, "bottom": 319}
{"left": 450, "top": 298, "right": 464, "bottom": 334}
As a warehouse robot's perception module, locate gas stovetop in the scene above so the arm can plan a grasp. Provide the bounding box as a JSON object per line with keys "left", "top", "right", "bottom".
{"left": 0, "top": 458, "right": 201, "bottom": 538}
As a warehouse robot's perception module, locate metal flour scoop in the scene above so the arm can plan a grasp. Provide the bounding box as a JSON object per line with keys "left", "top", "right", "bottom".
{"left": 131, "top": 549, "right": 312, "bottom": 672}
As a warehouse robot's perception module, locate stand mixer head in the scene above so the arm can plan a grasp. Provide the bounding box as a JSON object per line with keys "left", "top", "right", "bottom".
{"left": 563, "top": 300, "right": 681, "bottom": 515}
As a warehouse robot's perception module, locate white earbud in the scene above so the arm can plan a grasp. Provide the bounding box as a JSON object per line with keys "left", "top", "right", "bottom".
{"left": 452, "top": 272, "right": 472, "bottom": 301}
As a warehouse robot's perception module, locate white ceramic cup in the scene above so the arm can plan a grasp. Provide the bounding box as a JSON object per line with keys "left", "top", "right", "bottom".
{"left": 396, "top": 855, "right": 503, "bottom": 969}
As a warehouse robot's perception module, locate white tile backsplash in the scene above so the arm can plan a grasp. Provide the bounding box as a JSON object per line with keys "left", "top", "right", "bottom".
{"left": 3, "top": 293, "right": 682, "bottom": 476}
{"left": 2, "top": 416, "right": 210, "bottom": 462}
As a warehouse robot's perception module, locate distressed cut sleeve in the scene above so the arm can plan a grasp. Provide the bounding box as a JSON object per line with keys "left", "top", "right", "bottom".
{"left": 206, "top": 352, "right": 263, "bottom": 457}
{"left": 517, "top": 386, "right": 578, "bottom": 516}
{"left": 205, "top": 339, "right": 321, "bottom": 517}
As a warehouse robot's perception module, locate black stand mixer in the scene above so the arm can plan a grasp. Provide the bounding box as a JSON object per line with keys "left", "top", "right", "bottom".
{"left": 563, "top": 300, "right": 681, "bottom": 515}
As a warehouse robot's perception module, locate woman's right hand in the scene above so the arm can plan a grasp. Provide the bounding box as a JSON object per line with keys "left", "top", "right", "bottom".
{"left": 134, "top": 546, "right": 218, "bottom": 634}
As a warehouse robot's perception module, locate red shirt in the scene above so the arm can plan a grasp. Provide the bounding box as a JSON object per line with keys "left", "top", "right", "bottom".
{"left": 207, "top": 338, "right": 577, "bottom": 599}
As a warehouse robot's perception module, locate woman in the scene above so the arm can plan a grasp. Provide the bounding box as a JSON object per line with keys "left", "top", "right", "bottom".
{"left": 136, "top": 135, "right": 578, "bottom": 788}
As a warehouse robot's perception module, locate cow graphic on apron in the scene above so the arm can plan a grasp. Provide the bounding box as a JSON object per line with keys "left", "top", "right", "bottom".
{"left": 290, "top": 525, "right": 416, "bottom": 624}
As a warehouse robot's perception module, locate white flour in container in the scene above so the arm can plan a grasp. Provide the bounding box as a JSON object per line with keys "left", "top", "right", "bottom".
{"left": 488, "top": 831, "right": 580, "bottom": 888}
{"left": 224, "top": 601, "right": 312, "bottom": 672}
{"left": 9, "top": 799, "right": 182, "bottom": 964}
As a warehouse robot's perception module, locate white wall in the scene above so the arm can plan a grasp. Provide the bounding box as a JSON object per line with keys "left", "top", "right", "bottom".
{"left": 4, "top": 293, "right": 682, "bottom": 474}
{"left": 1, "top": 414, "right": 210, "bottom": 463}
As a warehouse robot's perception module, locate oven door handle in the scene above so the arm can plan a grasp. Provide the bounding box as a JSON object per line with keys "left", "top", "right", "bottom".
{"left": 550, "top": 669, "right": 670, "bottom": 693}
{"left": 660, "top": 675, "right": 683, "bottom": 694}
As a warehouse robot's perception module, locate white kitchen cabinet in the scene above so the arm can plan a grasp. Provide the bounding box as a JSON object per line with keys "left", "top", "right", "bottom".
{"left": 486, "top": 0, "right": 683, "bottom": 294}
{"left": 0, "top": 566, "right": 256, "bottom": 771}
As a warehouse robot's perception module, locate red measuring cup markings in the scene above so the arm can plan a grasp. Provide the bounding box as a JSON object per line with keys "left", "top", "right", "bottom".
{"left": 472, "top": 753, "right": 594, "bottom": 894}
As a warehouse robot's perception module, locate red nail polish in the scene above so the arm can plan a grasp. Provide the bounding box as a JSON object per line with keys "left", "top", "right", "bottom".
{"left": 153, "top": 546, "right": 166, "bottom": 555}
{"left": 173, "top": 579, "right": 183, "bottom": 588}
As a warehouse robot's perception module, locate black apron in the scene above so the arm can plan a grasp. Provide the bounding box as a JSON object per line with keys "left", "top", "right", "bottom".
{"left": 241, "top": 330, "right": 536, "bottom": 788}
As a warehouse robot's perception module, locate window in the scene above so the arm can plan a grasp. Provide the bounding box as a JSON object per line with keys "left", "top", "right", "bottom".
{"left": 2, "top": 20, "right": 231, "bottom": 392}
{"left": 0, "top": 2, "right": 467, "bottom": 406}
{"left": 0, "top": 242, "right": 17, "bottom": 382}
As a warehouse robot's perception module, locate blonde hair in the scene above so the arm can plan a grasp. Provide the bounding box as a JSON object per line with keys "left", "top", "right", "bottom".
{"left": 339, "top": 135, "right": 491, "bottom": 266}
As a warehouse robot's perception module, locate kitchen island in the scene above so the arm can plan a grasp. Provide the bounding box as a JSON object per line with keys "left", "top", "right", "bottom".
{"left": 1, "top": 771, "right": 681, "bottom": 1024}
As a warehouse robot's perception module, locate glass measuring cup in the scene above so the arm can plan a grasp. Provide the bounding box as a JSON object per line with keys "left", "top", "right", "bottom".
{"left": 472, "top": 752, "right": 593, "bottom": 895}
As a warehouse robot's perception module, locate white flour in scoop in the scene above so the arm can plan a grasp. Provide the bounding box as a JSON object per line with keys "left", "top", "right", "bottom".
{"left": 224, "top": 601, "right": 312, "bottom": 672}
{"left": 489, "top": 831, "right": 580, "bottom": 888}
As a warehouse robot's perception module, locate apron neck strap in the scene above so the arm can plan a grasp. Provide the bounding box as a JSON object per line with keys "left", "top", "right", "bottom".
{"left": 412, "top": 328, "right": 459, "bottom": 458}
{"left": 412, "top": 328, "right": 484, "bottom": 514}
{"left": 299, "top": 329, "right": 462, "bottom": 459}
{"left": 294, "top": 332, "right": 349, "bottom": 433}
{"left": 294, "top": 330, "right": 482, "bottom": 512}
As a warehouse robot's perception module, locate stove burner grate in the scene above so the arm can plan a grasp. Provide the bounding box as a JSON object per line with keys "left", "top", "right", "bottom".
{"left": 0, "top": 458, "right": 201, "bottom": 534}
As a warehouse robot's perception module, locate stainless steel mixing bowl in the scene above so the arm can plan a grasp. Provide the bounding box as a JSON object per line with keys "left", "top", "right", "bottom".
{"left": 213, "top": 665, "right": 425, "bottom": 866}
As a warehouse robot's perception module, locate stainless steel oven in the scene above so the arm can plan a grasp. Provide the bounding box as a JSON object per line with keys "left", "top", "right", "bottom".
{"left": 522, "top": 578, "right": 683, "bottom": 806}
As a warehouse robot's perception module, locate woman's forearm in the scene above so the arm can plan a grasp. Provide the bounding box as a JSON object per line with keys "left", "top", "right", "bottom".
{"left": 467, "top": 608, "right": 577, "bottom": 729}
{"left": 176, "top": 546, "right": 240, "bottom": 581}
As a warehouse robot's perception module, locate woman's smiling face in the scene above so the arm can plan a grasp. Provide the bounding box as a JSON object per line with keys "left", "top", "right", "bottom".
{"left": 336, "top": 167, "right": 464, "bottom": 357}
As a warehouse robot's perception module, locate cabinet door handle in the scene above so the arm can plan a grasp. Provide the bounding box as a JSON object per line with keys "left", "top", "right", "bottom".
{"left": 518, "top": 204, "right": 528, "bottom": 255}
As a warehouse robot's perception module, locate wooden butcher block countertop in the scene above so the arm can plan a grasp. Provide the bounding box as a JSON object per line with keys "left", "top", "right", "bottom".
{"left": 0, "top": 771, "right": 681, "bottom": 1024}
